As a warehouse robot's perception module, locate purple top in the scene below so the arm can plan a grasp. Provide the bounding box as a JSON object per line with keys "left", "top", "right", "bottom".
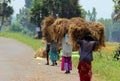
{"left": 77, "top": 40, "right": 98, "bottom": 62}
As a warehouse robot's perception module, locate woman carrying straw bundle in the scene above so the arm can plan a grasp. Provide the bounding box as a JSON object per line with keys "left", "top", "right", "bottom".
{"left": 61, "top": 33, "right": 73, "bottom": 74}
{"left": 76, "top": 34, "right": 99, "bottom": 81}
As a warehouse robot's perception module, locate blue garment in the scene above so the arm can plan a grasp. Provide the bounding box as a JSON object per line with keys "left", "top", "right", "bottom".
{"left": 77, "top": 40, "right": 98, "bottom": 62}
{"left": 49, "top": 51, "right": 58, "bottom": 62}
{"left": 49, "top": 41, "right": 58, "bottom": 62}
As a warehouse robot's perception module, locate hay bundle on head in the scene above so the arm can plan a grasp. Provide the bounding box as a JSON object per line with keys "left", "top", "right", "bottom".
{"left": 42, "top": 15, "right": 55, "bottom": 43}
{"left": 68, "top": 17, "right": 105, "bottom": 51}
{"left": 68, "top": 17, "right": 88, "bottom": 50}
{"left": 69, "top": 17, "right": 86, "bottom": 25}
{"left": 51, "top": 18, "right": 69, "bottom": 42}
{"left": 87, "top": 22, "right": 106, "bottom": 48}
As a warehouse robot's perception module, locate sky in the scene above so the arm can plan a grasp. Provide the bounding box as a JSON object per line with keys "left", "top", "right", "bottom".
{"left": 10, "top": 0, "right": 25, "bottom": 16}
{"left": 80, "top": 0, "right": 114, "bottom": 19}
{"left": 10, "top": 0, "right": 114, "bottom": 19}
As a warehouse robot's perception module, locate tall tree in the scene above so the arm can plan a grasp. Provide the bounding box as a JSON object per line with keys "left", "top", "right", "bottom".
{"left": 25, "top": 0, "right": 33, "bottom": 8}
{"left": 0, "top": 0, "right": 13, "bottom": 31}
{"left": 16, "top": 0, "right": 36, "bottom": 36}
{"left": 98, "top": 18, "right": 112, "bottom": 41}
{"left": 86, "top": 7, "right": 97, "bottom": 21}
{"left": 112, "top": 0, "right": 120, "bottom": 23}
{"left": 30, "top": 0, "right": 83, "bottom": 38}
{"left": 112, "top": 20, "right": 120, "bottom": 42}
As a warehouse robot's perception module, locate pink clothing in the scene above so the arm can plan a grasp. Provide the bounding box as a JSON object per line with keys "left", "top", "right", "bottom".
{"left": 61, "top": 56, "right": 72, "bottom": 71}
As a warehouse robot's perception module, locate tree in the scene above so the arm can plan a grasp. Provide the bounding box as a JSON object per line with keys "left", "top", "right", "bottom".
{"left": 0, "top": 0, "right": 14, "bottom": 31}
{"left": 30, "top": 0, "right": 83, "bottom": 38}
{"left": 97, "top": 18, "right": 112, "bottom": 41}
{"left": 16, "top": 0, "right": 36, "bottom": 36}
{"left": 112, "top": 20, "right": 120, "bottom": 42}
{"left": 25, "top": 0, "right": 33, "bottom": 8}
{"left": 112, "top": 0, "right": 120, "bottom": 23}
{"left": 86, "top": 7, "right": 97, "bottom": 21}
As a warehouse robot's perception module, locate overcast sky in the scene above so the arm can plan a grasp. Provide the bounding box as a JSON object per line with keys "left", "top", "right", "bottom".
{"left": 11, "top": 0, "right": 114, "bottom": 19}
{"left": 11, "top": 0, "right": 25, "bottom": 16}
{"left": 80, "top": 0, "right": 114, "bottom": 19}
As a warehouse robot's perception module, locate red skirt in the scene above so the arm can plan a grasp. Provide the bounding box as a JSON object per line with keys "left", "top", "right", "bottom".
{"left": 78, "top": 62, "right": 92, "bottom": 81}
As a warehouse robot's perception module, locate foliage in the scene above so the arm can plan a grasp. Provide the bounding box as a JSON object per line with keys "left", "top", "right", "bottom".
{"left": 72, "top": 42, "right": 119, "bottom": 81}
{"left": 0, "top": 0, "right": 14, "bottom": 30}
{"left": 16, "top": 0, "right": 36, "bottom": 36}
{"left": 8, "top": 22, "right": 23, "bottom": 32}
{"left": 25, "top": 0, "right": 33, "bottom": 8}
{"left": 112, "top": 21, "right": 120, "bottom": 42}
{"left": 112, "top": 0, "right": 120, "bottom": 22}
{"left": 97, "top": 18, "right": 112, "bottom": 41}
{"left": 86, "top": 7, "right": 97, "bottom": 21}
{"left": 4, "top": 5, "right": 14, "bottom": 17}
{"left": 0, "top": 32, "right": 43, "bottom": 50}
{"left": 30, "top": 0, "right": 83, "bottom": 26}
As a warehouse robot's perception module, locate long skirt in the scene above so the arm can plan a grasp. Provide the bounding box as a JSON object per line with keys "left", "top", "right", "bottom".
{"left": 78, "top": 62, "right": 92, "bottom": 81}
{"left": 61, "top": 56, "right": 72, "bottom": 71}
{"left": 49, "top": 51, "right": 58, "bottom": 62}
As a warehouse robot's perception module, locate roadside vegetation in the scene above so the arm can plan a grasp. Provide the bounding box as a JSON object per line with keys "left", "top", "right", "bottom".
{"left": 0, "top": 32, "right": 44, "bottom": 50}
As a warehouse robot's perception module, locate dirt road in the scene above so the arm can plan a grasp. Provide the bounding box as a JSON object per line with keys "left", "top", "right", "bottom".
{"left": 0, "top": 37, "right": 80, "bottom": 81}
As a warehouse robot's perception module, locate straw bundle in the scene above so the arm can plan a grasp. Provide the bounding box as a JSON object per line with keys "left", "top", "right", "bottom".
{"left": 87, "top": 22, "right": 106, "bottom": 47}
{"left": 51, "top": 18, "right": 69, "bottom": 42}
{"left": 68, "top": 17, "right": 105, "bottom": 51}
{"left": 42, "top": 16, "right": 55, "bottom": 42}
{"left": 34, "top": 48, "right": 47, "bottom": 58}
{"left": 68, "top": 17, "right": 89, "bottom": 50}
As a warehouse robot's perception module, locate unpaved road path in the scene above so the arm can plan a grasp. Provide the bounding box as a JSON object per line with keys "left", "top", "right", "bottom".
{"left": 0, "top": 37, "right": 80, "bottom": 81}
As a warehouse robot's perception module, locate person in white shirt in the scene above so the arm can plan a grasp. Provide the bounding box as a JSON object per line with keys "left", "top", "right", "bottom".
{"left": 61, "top": 33, "right": 73, "bottom": 74}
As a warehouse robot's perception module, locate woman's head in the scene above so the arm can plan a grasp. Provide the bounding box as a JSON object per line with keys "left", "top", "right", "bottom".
{"left": 84, "top": 34, "right": 94, "bottom": 41}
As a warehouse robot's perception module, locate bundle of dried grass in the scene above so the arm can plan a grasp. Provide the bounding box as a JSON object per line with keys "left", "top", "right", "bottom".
{"left": 87, "top": 22, "right": 106, "bottom": 47}
{"left": 68, "top": 17, "right": 105, "bottom": 51}
{"left": 34, "top": 48, "right": 47, "bottom": 58}
{"left": 51, "top": 18, "right": 69, "bottom": 42}
{"left": 68, "top": 17, "right": 88, "bottom": 50}
{"left": 42, "top": 15, "right": 55, "bottom": 42}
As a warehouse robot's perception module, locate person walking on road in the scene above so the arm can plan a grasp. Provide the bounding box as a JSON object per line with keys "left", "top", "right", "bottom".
{"left": 76, "top": 34, "right": 99, "bottom": 81}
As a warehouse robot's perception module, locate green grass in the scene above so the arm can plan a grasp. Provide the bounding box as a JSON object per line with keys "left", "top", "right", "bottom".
{"left": 1, "top": 32, "right": 120, "bottom": 81}
{"left": 0, "top": 32, "right": 45, "bottom": 50}
{"left": 72, "top": 43, "right": 120, "bottom": 81}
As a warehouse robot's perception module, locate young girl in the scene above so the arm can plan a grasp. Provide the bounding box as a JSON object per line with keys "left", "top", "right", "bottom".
{"left": 61, "top": 34, "right": 73, "bottom": 74}
{"left": 49, "top": 40, "right": 58, "bottom": 66}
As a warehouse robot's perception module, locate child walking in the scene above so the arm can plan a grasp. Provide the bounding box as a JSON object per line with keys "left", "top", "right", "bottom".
{"left": 61, "top": 34, "right": 73, "bottom": 74}
{"left": 49, "top": 40, "right": 58, "bottom": 66}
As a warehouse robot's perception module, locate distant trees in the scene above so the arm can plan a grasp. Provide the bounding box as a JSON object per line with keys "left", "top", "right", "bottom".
{"left": 111, "top": 0, "right": 120, "bottom": 42}
{"left": 98, "top": 18, "right": 112, "bottom": 41}
{"left": 30, "top": 0, "right": 83, "bottom": 25}
{"left": 30, "top": 0, "right": 84, "bottom": 38}
{"left": 86, "top": 7, "right": 97, "bottom": 22}
{"left": 16, "top": 0, "right": 35, "bottom": 36}
{"left": 0, "top": 0, "right": 14, "bottom": 31}
{"left": 112, "top": 21, "right": 120, "bottom": 42}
